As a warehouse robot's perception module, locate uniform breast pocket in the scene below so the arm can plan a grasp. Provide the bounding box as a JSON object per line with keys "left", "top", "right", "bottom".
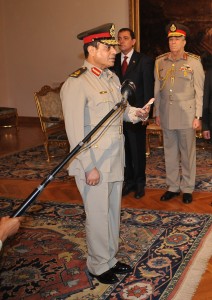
{"left": 86, "top": 94, "right": 115, "bottom": 123}
{"left": 95, "top": 98, "right": 114, "bottom": 118}
{"left": 178, "top": 71, "right": 192, "bottom": 81}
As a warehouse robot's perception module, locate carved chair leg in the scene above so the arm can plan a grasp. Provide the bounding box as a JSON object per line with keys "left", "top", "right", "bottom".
{"left": 158, "top": 131, "right": 163, "bottom": 147}
{"left": 44, "top": 142, "right": 51, "bottom": 162}
{"left": 146, "top": 132, "right": 150, "bottom": 156}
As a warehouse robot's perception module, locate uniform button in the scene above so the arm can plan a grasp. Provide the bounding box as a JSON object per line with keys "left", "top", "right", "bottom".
{"left": 94, "top": 144, "right": 98, "bottom": 148}
{"left": 170, "top": 89, "right": 172, "bottom": 92}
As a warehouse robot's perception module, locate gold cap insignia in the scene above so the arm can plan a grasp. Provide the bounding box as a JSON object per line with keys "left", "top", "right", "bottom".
{"left": 110, "top": 24, "right": 115, "bottom": 38}
{"left": 170, "top": 24, "right": 177, "bottom": 32}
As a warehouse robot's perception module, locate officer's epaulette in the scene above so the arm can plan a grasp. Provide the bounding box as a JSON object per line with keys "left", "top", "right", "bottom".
{"left": 69, "top": 67, "right": 87, "bottom": 78}
{"left": 156, "top": 52, "right": 170, "bottom": 60}
{"left": 186, "top": 52, "right": 201, "bottom": 60}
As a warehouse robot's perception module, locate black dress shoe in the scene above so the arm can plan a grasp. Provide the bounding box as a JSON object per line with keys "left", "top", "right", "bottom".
{"left": 182, "top": 193, "right": 192, "bottom": 204}
{"left": 160, "top": 191, "right": 180, "bottom": 201}
{"left": 111, "top": 262, "right": 133, "bottom": 274}
{"left": 88, "top": 269, "right": 119, "bottom": 284}
{"left": 122, "top": 183, "right": 135, "bottom": 196}
{"left": 134, "top": 186, "right": 145, "bottom": 199}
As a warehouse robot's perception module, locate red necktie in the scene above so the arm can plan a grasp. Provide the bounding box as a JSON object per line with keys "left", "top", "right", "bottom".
{"left": 122, "top": 56, "right": 128, "bottom": 76}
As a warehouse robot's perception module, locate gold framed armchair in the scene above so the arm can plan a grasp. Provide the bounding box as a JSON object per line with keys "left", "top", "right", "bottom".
{"left": 34, "top": 84, "right": 69, "bottom": 161}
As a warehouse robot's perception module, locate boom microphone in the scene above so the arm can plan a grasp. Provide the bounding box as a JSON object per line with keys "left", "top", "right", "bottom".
{"left": 121, "top": 80, "right": 136, "bottom": 105}
{"left": 10, "top": 80, "right": 136, "bottom": 217}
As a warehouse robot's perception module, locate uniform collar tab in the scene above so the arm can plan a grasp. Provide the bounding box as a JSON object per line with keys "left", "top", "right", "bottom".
{"left": 91, "top": 67, "right": 102, "bottom": 77}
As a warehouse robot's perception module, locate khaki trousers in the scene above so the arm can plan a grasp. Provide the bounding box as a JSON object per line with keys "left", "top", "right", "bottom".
{"left": 75, "top": 177, "right": 122, "bottom": 275}
{"left": 163, "top": 128, "right": 196, "bottom": 193}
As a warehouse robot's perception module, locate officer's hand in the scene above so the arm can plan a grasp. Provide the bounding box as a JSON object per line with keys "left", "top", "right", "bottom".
{"left": 136, "top": 108, "right": 149, "bottom": 121}
{"left": 192, "top": 119, "right": 201, "bottom": 130}
{"left": 143, "top": 105, "right": 151, "bottom": 114}
{"left": 203, "top": 130, "right": 210, "bottom": 139}
{"left": 85, "top": 167, "right": 100, "bottom": 186}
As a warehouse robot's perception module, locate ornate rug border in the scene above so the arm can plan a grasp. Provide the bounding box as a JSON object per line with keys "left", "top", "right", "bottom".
{"left": 162, "top": 223, "right": 212, "bottom": 300}
{"left": 0, "top": 199, "right": 212, "bottom": 300}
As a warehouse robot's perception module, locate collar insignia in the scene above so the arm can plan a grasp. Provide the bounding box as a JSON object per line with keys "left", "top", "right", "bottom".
{"left": 91, "top": 67, "right": 102, "bottom": 77}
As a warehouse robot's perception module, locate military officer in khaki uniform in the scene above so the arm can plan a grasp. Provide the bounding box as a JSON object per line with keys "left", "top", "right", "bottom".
{"left": 154, "top": 22, "right": 205, "bottom": 204}
{"left": 60, "top": 23, "right": 151, "bottom": 284}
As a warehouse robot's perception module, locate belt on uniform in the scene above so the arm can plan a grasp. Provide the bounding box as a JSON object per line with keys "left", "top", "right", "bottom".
{"left": 86, "top": 125, "right": 123, "bottom": 135}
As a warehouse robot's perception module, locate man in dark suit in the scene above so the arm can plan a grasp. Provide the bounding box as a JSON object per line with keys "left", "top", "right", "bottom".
{"left": 202, "top": 54, "right": 212, "bottom": 142}
{"left": 112, "top": 28, "right": 154, "bottom": 199}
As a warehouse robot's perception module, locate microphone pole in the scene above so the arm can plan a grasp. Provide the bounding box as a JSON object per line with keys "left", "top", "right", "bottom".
{"left": 10, "top": 99, "right": 126, "bottom": 217}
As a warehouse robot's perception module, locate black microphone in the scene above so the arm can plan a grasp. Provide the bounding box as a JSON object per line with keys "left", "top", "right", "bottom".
{"left": 121, "top": 80, "right": 136, "bottom": 105}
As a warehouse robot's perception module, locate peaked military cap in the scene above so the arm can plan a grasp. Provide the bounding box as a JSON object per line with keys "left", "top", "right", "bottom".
{"left": 77, "top": 23, "right": 118, "bottom": 45}
{"left": 166, "top": 22, "right": 190, "bottom": 38}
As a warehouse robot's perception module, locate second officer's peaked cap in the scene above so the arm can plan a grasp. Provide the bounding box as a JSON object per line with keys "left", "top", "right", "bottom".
{"left": 166, "top": 22, "right": 190, "bottom": 38}
{"left": 77, "top": 23, "right": 118, "bottom": 45}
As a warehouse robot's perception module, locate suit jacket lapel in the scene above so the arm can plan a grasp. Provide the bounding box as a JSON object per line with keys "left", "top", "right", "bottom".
{"left": 124, "top": 51, "right": 140, "bottom": 77}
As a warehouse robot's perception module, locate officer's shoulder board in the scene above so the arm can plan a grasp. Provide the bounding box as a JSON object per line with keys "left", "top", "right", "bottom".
{"left": 155, "top": 52, "right": 169, "bottom": 60}
{"left": 69, "top": 67, "right": 87, "bottom": 78}
{"left": 186, "top": 52, "right": 201, "bottom": 61}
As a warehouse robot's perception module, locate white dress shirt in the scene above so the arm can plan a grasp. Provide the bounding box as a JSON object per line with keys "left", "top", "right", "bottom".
{"left": 121, "top": 49, "right": 134, "bottom": 65}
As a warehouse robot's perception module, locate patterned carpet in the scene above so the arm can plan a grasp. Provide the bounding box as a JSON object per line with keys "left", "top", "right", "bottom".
{"left": 0, "top": 198, "right": 212, "bottom": 300}
{"left": 0, "top": 145, "right": 70, "bottom": 182}
{"left": 0, "top": 139, "right": 211, "bottom": 191}
{"left": 146, "top": 140, "right": 212, "bottom": 191}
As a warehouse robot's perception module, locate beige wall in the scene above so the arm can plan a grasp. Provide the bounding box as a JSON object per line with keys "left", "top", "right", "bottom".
{"left": 0, "top": 0, "right": 129, "bottom": 117}
{"left": 0, "top": 0, "right": 7, "bottom": 106}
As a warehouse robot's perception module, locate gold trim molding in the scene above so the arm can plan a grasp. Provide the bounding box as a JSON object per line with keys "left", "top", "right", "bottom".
{"left": 129, "top": 0, "right": 140, "bottom": 51}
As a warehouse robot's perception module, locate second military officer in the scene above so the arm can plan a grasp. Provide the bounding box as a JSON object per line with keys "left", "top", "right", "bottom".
{"left": 154, "top": 22, "right": 205, "bottom": 204}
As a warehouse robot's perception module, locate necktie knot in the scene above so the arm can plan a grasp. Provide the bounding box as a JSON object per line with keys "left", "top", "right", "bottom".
{"left": 122, "top": 56, "right": 128, "bottom": 76}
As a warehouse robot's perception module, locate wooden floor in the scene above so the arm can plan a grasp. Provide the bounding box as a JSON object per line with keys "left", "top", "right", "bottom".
{"left": 0, "top": 123, "right": 211, "bottom": 299}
